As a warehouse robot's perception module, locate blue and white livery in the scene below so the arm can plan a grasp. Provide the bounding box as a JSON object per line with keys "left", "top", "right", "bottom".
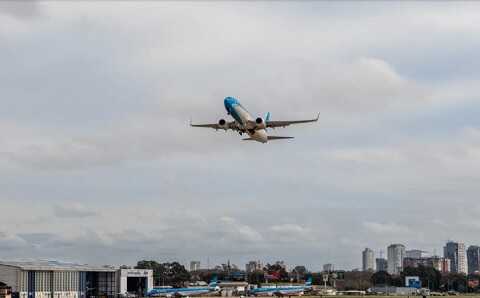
{"left": 249, "top": 277, "right": 313, "bottom": 297}
{"left": 147, "top": 277, "right": 220, "bottom": 297}
{"left": 191, "top": 97, "right": 319, "bottom": 143}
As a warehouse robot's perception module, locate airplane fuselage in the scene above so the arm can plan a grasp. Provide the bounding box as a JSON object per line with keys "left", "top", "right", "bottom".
{"left": 250, "top": 285, "right": 307, "bottom": 297}
{"left": 224, "top": 97, "right": 268, "bottom": 143}
{"left": 148, "top": 287, "right": 214, "bottom": 297}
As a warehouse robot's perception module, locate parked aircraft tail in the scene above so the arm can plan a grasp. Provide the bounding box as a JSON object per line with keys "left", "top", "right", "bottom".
{"left": 208, "top": 276, "right": 218, "bottom": 288}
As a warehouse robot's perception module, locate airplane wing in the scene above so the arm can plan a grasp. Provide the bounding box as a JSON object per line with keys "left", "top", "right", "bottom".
{"left": 266, "top": 113, "right": 319, "bottom": 128}
{"left": 190, "top": 121, "right": 238, "bottom": 131}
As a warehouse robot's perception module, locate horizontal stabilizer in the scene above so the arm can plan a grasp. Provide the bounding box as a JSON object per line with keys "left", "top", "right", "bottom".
{"left": 268, "top": 136, "right": 294, "bottom": 140}
{"left": 242, "top": 136, "right": 294, "bottom": 141}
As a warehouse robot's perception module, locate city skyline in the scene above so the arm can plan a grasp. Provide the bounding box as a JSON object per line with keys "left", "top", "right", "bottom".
{"left": 1, "top": 2, "right": 480, "bottom": 271}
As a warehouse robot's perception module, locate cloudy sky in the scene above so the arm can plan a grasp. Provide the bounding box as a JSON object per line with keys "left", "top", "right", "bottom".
{"left": 1, "top": 1, "right": 480, "bottom": 271}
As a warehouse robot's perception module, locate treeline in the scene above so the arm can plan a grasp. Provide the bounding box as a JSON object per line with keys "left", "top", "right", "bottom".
{"left": 371, "top": 266, "right": 479, "bottom": 293}
{"left": 132, "top": 260, "right": 480, "bottom": 293}
{"left": 132, "top": 260, "right": 308, "bottom": 287}
{"left": 135, "top": 261, "right": 190, "bottom": 287}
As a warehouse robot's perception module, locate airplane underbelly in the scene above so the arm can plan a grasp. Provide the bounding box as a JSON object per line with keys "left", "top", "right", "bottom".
{"left": 248, "top": 129, "right": 268, "bottom": 143}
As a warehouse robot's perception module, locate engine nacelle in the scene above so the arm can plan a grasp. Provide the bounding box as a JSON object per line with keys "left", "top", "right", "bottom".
{"left": 255, "top": 117, "right": 266, "bottom": 129}
{"left": 218, "top": 119, "right": 228, "bottom": 129}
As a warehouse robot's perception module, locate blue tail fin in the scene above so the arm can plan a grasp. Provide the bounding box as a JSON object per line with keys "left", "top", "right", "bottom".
{"left": 209, "top": 276, "right": 218, "bottom": 288}
{"left": 265, "top": 112, "right": 271, "bottom": 122}
{"left": 305, "top": 276, "right": 312, "bottom": 286}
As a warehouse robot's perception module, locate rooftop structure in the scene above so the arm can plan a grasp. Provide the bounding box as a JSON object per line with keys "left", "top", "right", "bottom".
{"left": 0, "top": 260, "right": 116, "bottom": 272}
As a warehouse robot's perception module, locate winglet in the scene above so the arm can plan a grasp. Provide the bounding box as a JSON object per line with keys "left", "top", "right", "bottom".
{"left": 316, "top": 112, "right": 320, "bottom": 121}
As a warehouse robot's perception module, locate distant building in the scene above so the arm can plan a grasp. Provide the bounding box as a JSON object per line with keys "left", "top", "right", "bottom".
{"left": 362, "top": 248, "right": 375, "bottom": 271}
{"left": 245, "top": 260, "right": 263, "bottom": 273}
{"left": 403, "top": 257, "right": 430, "bottom": 269}
{"left": 403, "top": 256, "right": 450, "bottom": 273}
{"left": 429, "top": 256, "right": 451, "bottom": 273}
{"left": 387, "top": 244, "right": 406, "bottom": 275}
{"left": 444, "top": 241, "right": 467, "bottom": 273}
{"left": 190, "top": 261, "right": 201, "bottom": 272}
{"left": 467, "top": 246, "right": 480, "bottom": 274}
{"left": 376, "top": 258, "right": 387, "bottom": 272}
{"left": 323, "top": 264, "right": 334, "bottom": 272}
{"left": 406, "top": 250, "right": 424, "bottom": 259}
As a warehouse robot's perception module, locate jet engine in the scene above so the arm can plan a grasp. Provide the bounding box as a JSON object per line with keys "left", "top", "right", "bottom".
{"left": 255, "top": 117, "right": 266, "bottom": 129}
{"left": 218, "top": 119, "right": 229, "bottom": 129}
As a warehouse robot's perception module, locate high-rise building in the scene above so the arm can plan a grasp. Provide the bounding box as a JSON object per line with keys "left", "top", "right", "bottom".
{"left": 403, "top": 255, "right": 450, "bottom": 273}
{"left": 387, "top": 244, "right": 406, "bottom": 275}
{"left": 429, "top": 256, "right": 451, "bottom": 273}
{"left": 403, "top": 257, "right": 429, "bottom": 269}
{"left": 406, "top": 250, "right": 424, "bottom": 259}
{"left": 362, "top": 248, "right": 375, "bottom": 271}
{"left": 376, "top": 258, "right": 387, "bottom": 272}
{"left": 444, "top": 241, "right": 467, "bottom": 273}
{"left": 467, "top": 246, "right": 480, "bottom": 274}
{"left": 190, "top": 261, "right": 201, "bottom": 271}
{"left": 323, "top": 263, "right": 334, "bottom": 272}
{"left": 245, "top": 260, "right": 263, "bottom": 273}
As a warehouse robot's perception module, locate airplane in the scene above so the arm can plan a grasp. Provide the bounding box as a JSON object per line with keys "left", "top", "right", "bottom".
{"left": 249, "top": 277, "right": 312, "bottom": 297}
{"left": 190, "top": 97, "right": 319, "bottom": 143}
{"left": 147, "top": 277, "right": 220, "bottom": 297}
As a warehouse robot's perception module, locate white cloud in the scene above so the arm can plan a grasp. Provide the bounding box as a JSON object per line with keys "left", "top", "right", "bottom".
{"left": 220, "top": 217, "right": 263, "bottom": 243}
{"left": 269, "top": 224, "right": 313, "bottom": 242}
{"left": 53, "top": 203, "right": 97, "bottom": 218}
{"left": 363, "top": 221, "right": 410, "bottom": 235}
{"left": 0, "top": 232, "right": 28, "bottom": 249}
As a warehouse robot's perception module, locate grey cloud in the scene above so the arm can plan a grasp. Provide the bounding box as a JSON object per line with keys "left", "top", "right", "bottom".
{"left": 0, "top": 232, "right": 28, "bottom": 250}
{"left": 1, "top": 2, "right": 480, "bottom": 270}
{"left": 53, "top": 203, "right": 97, "bottom": 218}
{"left": 0, "top": 2, "right": 42, "bottom": 19}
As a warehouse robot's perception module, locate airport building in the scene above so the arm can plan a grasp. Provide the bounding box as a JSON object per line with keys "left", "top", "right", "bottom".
{"left": 323, "top": 264, "right": 334, "bottom": 272}
{"left": 117, "top": 269, "right": 153, "bottom": 297}
{"left": 0, "top": 261, "right": 153, "bottom": 298}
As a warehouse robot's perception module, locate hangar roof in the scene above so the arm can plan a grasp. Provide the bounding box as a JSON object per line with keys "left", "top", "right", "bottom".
{"left": 0, "top": 260, "right": 117, "bottom": 272}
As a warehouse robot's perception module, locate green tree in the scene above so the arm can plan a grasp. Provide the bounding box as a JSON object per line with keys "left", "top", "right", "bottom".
{"left": 264, "top": 263, "right": 289, "bottom": 281}
{"left": 135, "top": 260, "right": 190, "bottom": 287}
{"left": 441, "top": 273, "right": 468, "bottom": 292}
{"left": 371, "top": 271, "right": 392, "bottom": 286}
{"left": 402, "top": 266, "right": 441, "bottom": 290}
{"left": 343, "top": 271, "right": 372, "bottom": 290}
{"left": 247, "top": 270, "right": 266, "bottom": 285}
{"left": 291, "top": 266, "right": 308, "bottom": 282}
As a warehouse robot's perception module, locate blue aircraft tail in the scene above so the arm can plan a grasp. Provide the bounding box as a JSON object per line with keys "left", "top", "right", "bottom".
{"left": 208, "top": 276, "right": 218, "bottom": 288}
{"left": 265, "top": 112, "right": 271, "bottom": 122}
{"left": 305, "top": 276, "right": 312, "bottom": 286}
